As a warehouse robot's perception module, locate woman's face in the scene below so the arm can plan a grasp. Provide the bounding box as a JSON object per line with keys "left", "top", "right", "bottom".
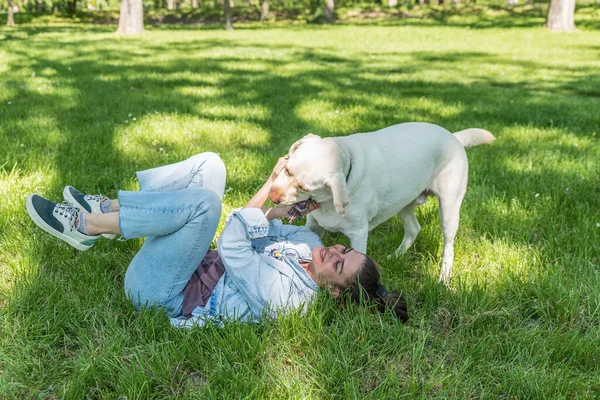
{"left": 309, "top": 244, "right": 366, "bottom": 294}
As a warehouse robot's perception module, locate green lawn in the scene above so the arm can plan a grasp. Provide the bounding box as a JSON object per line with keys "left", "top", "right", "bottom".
{"left": 1, "top": 13, "right": 600, "bottom": 398}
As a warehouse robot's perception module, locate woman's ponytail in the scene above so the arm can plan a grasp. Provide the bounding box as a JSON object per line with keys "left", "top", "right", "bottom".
{"left": 344, "top": 256, "right": 409, "bottom": 322}
{"left": 374, "top": 286, "right": 409, "bottom": 322}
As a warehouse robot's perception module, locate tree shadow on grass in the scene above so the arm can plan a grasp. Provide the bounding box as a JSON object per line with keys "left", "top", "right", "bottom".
{"left": 3, "top": 30, "right": 598, "bottom": 228}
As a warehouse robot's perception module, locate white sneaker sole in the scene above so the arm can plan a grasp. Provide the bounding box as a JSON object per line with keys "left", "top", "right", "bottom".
{"left": 62, "top": 186, "right": 116, "bottom": 240}
{"left": 26, "top": 195, "right": 94, "bottom": 251}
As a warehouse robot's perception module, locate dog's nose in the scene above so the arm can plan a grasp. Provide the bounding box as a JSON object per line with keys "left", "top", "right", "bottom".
{"left": 269, "top": 188, "right": 281, "bottom": 204}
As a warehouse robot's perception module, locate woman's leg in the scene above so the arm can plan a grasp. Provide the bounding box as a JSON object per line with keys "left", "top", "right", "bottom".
{"left": 136, "top": 152, "right": 226, "bottom": 199}
{"left": 71, "top": 153, "right": 226, "bottom": 315}
{"left": 75, "top": 152, "right": 226, "bottom": 214}
{"left": 119, "top": 187, "right": 222, "bottom": 317}
{"left": 86, "top": 212, "right": 120, "bottom": 235}
{"left": 120, "top": 153, "right": 226, "bottom": 316}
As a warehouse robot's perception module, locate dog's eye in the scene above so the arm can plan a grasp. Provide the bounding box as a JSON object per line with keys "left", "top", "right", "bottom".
{"left": 284, "top": 168, "right": 291, "bottom": 176}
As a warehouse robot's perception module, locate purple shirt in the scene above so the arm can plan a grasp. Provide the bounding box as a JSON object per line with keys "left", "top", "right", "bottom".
{"left": 182, "top": 250, "right": 225, "bottom": 317}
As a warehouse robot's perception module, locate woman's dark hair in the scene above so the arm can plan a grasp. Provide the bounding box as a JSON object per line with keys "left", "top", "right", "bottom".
{"left": 343, "top": 255, "right": 409, "bottom": 322}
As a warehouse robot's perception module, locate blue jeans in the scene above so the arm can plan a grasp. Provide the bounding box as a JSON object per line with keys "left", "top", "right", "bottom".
{"left": 119, "top": 153, "right": 226, "bottom": 318}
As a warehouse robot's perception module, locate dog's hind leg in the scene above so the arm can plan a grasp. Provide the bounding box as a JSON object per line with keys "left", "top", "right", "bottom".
{"left": 436, "top": 182, "right": 467, "bottom": 285}
{"left": 393, "top": 201, "right": 422, "bottom": 257}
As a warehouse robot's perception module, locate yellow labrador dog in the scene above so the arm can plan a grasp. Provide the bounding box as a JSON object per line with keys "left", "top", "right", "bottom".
{"left": 269, "top": 122, "right": 495, "bottom": 284}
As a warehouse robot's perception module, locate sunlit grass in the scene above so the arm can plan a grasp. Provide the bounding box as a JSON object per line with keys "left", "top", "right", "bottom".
{"left": 1, "top": 14, "right": 599, "bottom": 398}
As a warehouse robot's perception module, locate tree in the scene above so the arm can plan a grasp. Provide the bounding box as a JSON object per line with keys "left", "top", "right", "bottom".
{"left": 224, "top": 0, "right": 233, "bottom": 30}
{"left": 7, "top": 0, "right": 15, "bottom": 27}
{"left": 67, "top": 0, "right": 77, "bottom": 15}
{"left": 260, "top": 0, "right": 269, "bottom": 21}
{"left": 388, "top": 0, "right": 397, "bottom": 6}
{"left": 324, "top": 0, "right": 334, "bottom": 23}
{"left": 116, "top": 0, "right": 145, "bottom": 35}
{"left": 546, "top": 0, "right": 576, "bottom": 32}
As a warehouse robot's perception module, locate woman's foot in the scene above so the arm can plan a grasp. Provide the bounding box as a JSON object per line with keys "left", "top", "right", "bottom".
{"left": 26, "top": 194, "right": 100, "bottom": 251}
{"left": 63, "top": 185, "right": 116, "bottom": 239}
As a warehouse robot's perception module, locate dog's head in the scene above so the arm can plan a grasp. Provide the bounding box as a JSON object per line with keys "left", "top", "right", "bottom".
{"left": 269, "top": 134, "right": 349, "bottom": 215}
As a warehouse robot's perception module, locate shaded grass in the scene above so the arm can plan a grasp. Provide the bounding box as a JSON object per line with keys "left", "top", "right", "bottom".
{"left": 1, "top": 18, "right": 600, "bottom": 398}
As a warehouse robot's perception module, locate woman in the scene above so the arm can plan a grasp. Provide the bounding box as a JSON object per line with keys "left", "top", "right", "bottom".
{"left": 26, "top": 153, "right": 408, "bottom": 327}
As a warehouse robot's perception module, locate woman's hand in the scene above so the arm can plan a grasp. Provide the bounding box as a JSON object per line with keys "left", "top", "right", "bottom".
{"left": 299, "top": 200, "right": 320, "bottom": 216}
{"left": 268, "top": 155, "right": 289, "bottom": 183}
{"left": 244, "top": 155, "right": 290, "bottom": 210}
{"left": 287, "top": 199, "right": 320, "bottom": 222}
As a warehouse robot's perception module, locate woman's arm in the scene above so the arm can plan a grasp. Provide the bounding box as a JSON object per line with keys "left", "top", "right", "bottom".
{"left": 217, "top": 157, "right": 320, "bottom": 314}
{"left": 217, "top": 208, "right": 278, "bottom": 311}
{"left": 245, "top": 157, "right": 291, "bottom": 221}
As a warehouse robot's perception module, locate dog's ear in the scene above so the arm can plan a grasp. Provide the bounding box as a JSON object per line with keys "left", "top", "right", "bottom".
{"left": 326, "top": 172, "right": 349, "bottom": 216}
{"left": 288, "top": 133, "right": 321, "bottom": 156}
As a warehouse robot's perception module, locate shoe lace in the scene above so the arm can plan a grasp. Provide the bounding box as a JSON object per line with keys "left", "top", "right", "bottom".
{"left": 84, "top": 194, "right": 106, "bottom": 202}
{"left": 54, "top": 201, "right": 81, "bottom": 230}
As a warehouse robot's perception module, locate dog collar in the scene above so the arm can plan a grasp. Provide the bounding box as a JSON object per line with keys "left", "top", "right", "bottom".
{"left": 345, "top": 157, "right": 353, "bottom": 182}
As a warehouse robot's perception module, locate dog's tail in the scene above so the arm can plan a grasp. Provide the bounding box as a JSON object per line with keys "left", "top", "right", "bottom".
{"left": 453, "top": 128, "right": 495, "bottom": 148}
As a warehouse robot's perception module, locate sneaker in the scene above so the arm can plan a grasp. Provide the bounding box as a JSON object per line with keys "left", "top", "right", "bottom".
{"left": 63, "top": 185, "right": 116, "bottom": 240}
{"left": 26, "top": 194, "right": 100, "bottom": 251}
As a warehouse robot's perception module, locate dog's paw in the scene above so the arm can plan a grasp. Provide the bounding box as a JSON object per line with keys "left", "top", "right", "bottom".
{"left": 437, "top": 270, "right": 452, "bottom": 285}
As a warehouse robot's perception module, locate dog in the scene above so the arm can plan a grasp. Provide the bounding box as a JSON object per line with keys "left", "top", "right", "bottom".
{"left": 269, "top": 122, "right": 495, "bottom": 284}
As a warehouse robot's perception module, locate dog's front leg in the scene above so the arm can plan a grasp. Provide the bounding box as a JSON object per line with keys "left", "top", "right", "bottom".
{"left": 345, "top": 226, "right": 369, "bottom": 254}
{"left": 306, "top": 214, "right": 325, "bottom": 237}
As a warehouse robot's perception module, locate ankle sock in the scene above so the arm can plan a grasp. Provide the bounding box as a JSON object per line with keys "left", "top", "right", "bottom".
{"left": 100, "top": 198, "right": 112, "bottom": 213}
{"left": 76, "top": 210, "right": 90, "bottom": 235}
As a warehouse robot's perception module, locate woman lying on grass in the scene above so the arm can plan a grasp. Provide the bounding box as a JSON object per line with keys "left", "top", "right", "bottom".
{"left": 26, "top": 153, "right": 408, "bottom": 327}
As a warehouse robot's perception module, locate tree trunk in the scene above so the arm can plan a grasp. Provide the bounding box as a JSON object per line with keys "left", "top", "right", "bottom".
{"left": 116, "top": 0, "right": 145, "bottom": 35}
{"left": 546, "top": 0, "right": 576, "bottom": 31}
{"left": 224, "top": 0, "right": 233, "bottom": 30}
{"left": 7, "top": 0, "right": 15, "bottom": 26}
{"left": 167, "top": 0, "right": 174, "bottom": 9}
{"left": 192, "top": 0, "right": 199, "bottom": 8}
{"left": 323, "top": 0, "right": 334, "bottom": 23}
{"left": 388, "top": 0, "right": 397, "bottom": 6}
{"left": 37, "top": 0, "right": 44, "bottom": 12}
{"left": 260, "top": 0, "right": 269, "bottom": 21}
{"left": 67, "top": 0, "right": 77, "bottom": 14}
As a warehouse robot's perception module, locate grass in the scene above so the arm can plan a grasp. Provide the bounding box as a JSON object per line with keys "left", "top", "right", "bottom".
{"left": 1, "top": 10, "right": 600, "bottom": 398}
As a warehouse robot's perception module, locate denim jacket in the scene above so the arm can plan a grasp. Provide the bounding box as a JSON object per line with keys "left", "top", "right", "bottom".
{"left": 170, "top": 208, "right": 322, "bottom": 328}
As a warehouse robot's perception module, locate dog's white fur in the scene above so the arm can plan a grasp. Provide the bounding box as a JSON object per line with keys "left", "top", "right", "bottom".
{"left": 269, "top": 122, "right": 495, "bottom": 284}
